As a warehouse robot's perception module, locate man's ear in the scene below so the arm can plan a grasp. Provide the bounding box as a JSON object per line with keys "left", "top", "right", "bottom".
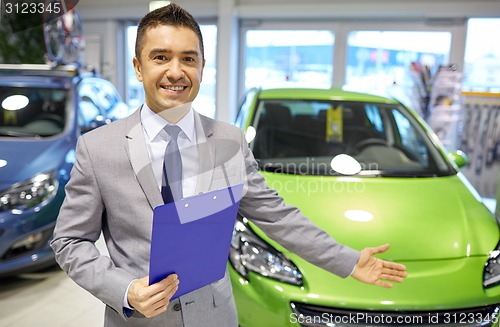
{"left": 133, "top": 56, "right": 143, "bottom": 82}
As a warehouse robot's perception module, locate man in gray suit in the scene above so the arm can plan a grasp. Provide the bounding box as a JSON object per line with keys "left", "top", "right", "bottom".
{"left": 51, "top": 3, "right": 407, "bottom": 327}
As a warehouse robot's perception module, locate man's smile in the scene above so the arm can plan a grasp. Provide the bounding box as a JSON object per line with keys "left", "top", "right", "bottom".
{"left": 160, "top": 85, "right": 187, "bottom": 91}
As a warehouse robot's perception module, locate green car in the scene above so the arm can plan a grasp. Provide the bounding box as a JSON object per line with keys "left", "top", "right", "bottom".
{"left": 229, "top": 88, "right": 500, "bottom": 326}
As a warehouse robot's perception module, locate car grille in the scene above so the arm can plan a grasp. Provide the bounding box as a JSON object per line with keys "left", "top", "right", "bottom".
{"left": 290, "top": 302, "right": 500, "bottom": 327}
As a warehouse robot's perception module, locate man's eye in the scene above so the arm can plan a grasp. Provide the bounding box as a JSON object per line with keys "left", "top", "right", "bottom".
{"left": 153, "top": 55, "right": 167, "bottom": 61}
{"left": 184, "top": 57, "right": 195, "bottom": 62}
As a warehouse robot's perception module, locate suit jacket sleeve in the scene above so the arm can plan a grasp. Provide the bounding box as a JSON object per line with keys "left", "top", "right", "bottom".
{"left": 50, "top": 136, "right": 136, "bottom": 316}
{"left": 236, "top": 129, "right": 360, "bottom": 278}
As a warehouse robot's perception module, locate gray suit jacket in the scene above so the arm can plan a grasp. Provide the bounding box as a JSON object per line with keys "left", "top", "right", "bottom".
{"left": 51, "top": 108, "right": 359, "bottom": 327}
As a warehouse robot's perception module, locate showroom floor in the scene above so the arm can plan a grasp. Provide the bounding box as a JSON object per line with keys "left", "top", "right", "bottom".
{"left": 0, "top": 238, "right": 107, "bottom": 327}
{"left": 0, "top": 198, "right": 497, "bottom": 327}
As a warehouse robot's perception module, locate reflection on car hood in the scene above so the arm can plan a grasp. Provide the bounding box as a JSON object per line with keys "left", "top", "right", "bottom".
{"left": 258, "top": 172, "right": 499, "bottom": 261}
{"left": 0, "top": 137, "right": 70, "bottom": 189}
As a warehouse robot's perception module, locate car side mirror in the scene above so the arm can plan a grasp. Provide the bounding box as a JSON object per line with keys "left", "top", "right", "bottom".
{"left": 448, "top": 150, "right": 469, "bottom": 169}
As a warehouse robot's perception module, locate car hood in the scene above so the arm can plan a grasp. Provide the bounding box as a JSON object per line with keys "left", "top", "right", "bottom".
{"left": 257, "top": 172, "right": 499, "bottom": 261}
{"left": 0, "top": 137, "right": 72, "bottom": 191}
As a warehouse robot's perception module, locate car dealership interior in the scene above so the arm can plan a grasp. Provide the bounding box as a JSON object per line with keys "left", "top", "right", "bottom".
{"left": 1, "top": 0, "right": 500, "bottom": 326}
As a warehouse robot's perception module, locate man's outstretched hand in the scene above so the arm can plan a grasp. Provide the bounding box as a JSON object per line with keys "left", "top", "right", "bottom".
{"left": 351, "top": 244, "right": 407, "bottom": 288}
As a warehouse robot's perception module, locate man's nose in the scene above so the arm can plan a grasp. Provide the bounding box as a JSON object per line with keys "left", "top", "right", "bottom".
{"left": 165, "top": 59, "right": 184, "bottom": 80}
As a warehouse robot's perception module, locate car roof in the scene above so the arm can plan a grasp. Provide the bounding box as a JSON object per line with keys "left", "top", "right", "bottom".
{"left": 257, "top": 87, "right": 399, "bottom": 104}
{"left": 0, "top": 64, "right": 94, "bottom": 89}
{"left": 0, "top": 64, "right": 78, "bottom": 76}
{"left": 0, "top": 74, "right": 74, "bottom": 89}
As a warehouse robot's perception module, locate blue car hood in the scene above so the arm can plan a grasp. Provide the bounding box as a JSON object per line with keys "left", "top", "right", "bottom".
{"left": 0, "top": 137, "right": 72, "bottom": 191}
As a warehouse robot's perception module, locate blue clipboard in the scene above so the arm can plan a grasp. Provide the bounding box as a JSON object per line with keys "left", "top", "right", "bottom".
{"left": 149, "top": 183, "right": 244, "bottom": 299}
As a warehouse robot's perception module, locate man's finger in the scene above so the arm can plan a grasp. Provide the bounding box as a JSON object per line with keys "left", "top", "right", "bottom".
{"left": 382, "top": 261, "right": 407, "bottom": 275}
{"left": 374, "top": 279, "right": 394, "bottom": 288}
{"left": 158, "top": 274, "right": 178, "bottom": 288}
{"left": 165, "top": 278, "right": 180, "bottom": 298}
{"left": 381, "top": 270, "right": 408, "bottom": 281}
{"left": 384, "top": 260, "right": 406, "bottom": 270}
{"left": 150, "top": 277, "right": 180, "bottom": 305}
{"left": 370, "top": 243, "right": 390, "bottom": 254}
{"left": 380, "top": 273, "right": 405, "bottom": 283}
{"left": 147, "top": 274, "right": 179, "bottom": 299}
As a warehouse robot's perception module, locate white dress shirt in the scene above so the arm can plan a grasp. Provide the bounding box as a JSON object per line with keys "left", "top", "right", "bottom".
{"left": 140, "top": 103, "right": 199, "bottom": 197}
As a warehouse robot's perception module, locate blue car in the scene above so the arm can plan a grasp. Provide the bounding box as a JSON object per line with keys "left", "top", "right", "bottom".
{"left": 0, "top": 64, "right": 130, "bottom": 276}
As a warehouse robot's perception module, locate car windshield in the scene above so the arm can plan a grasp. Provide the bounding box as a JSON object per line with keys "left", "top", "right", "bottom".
{"left": 250, "top": 99, "right": 453, "bottom": 177}
{"left": 0, "top": 86, "right": 67, "bottom": 137}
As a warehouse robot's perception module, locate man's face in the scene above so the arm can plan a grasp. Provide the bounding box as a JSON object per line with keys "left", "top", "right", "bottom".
{"left": 133, "top": 25, "right": 205, "bottom": 113}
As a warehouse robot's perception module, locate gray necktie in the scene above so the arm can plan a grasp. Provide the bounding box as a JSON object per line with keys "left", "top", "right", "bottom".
{"left": 161, "top": 125, "right": 183, "bottom": 203}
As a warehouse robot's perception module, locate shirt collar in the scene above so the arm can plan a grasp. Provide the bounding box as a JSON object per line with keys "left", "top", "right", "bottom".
{"left": 141, "top": 103, "right": 195, "bottom": 142}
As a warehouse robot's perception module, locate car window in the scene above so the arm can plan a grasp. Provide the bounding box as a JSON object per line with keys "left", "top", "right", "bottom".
{"left": 251, "top": 99, "right": 452, "bottom": 177}
{"left": 235, "top": 88, "right": 258, "bottom": 129}
{"left": 0, "top": 86, "right": 67, "bottom": 137}
{"left": 92, "top": 79, "right": 119, "bottom": 113}
{"left": 78, "top": 78, "right": 130, "bottom": 122}
{"left": 78, "top": 99, "right": 103, "bottom": 131}
{"left": 365, "top": 104, "right": 384, "bottom": 133}
{"left": 392, "top": 109, "right": 428, "bottom": 161}
{"left": 77, "top": 77, "right": 131, "bottom": 132}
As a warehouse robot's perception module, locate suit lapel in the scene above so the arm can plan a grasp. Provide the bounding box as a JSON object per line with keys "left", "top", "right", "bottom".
{"left": 124, "top": 109, "right": 217, "bottom": 206}
{"left": 194, "top": 112, "right": 216, "bottom": 194}
{"left": 124, "top": 108, "right": 164, "bottom": 209}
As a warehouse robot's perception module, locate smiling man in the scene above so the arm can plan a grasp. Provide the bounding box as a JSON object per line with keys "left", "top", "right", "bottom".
{"left": 50, "top": 3, "right": 407, "bottom": 327}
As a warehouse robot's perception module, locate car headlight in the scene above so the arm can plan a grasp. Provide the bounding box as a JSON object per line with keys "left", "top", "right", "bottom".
{"left": 0, "top": 171, "right": 59, "bottom": 212}
{"left": 484, "top": 242, "right": 500, "bottom": 288}
{"left": 229, "top": 215, "right": 303, "bottom": 285}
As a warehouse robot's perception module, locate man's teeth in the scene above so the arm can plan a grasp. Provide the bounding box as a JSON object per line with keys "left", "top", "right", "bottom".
{"left": 164, "top": 86, "right": 185, "bottom": 91}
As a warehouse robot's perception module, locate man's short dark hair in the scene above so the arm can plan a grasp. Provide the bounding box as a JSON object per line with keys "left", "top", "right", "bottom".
{"left": 135, "top": 3, "right": 205, "bottom": 61}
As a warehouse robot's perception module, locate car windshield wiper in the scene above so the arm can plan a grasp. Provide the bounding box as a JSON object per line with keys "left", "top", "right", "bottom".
{"left": 0, "top": 130, "right": 41, "bottom": 137}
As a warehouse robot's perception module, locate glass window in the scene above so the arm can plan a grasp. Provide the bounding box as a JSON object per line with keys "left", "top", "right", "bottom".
{"left": 345, "top": 31, "right": 451, "bottom": 94}
{"left": 392, "top": 109, "right": 428, "bottom": 162}
{"left": 463, "top": 18, "right": 500, "bottom": 92}
{"left": 125, "top": 24, "right": 217, "bottom": 118}
{"left": 126, "top": 25, "right": 142, "bottom": 109}
{"left": 78, "top": 100, "right": 102, "bottom": 131}
{"left": 194, "top": 25, "right": 217, "bottom": 118}
{"left": 78, "top": 78, "right": 131, "bottom": 123}
{"left": 250, "top": 99, "right": 450, "bottom": 176}
{"left": 244, "top": 30, "right": 334, "bottom": 90}
{"left": 0, "top": 86, "right": 67, "bottom": 137}
{"left": 235, "top": 88, "right": 258, "bottom": 128}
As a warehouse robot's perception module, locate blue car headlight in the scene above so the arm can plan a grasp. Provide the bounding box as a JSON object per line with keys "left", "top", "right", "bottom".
{"left": 229, "top": 215, "right": 303, "bottom": 286}
{"left": 484, "top": 242, "right": 500, "bottom": 288}
{"left": 0, "top": 171, "right": 59, "bottom": 212}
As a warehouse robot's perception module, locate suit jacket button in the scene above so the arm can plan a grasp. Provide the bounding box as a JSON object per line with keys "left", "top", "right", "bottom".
{"left": 173, "top": 303, "right": 181, "bottom": 311}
